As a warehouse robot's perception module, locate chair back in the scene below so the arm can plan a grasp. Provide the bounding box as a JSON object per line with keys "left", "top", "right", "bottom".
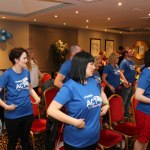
{"left": 30, "top": 95, "right": 40, "bottom": 118}
{"left": 44, "top": 87, "right": 59, "bottom": 111}
{"left": 131, "top": 95, "right": 138, "bottom": 123}
{"left": 108, "top": 94, "right": 124, "bottom": 125}
{"left": 42, "top": 73, "right": 51, "bottom": 85}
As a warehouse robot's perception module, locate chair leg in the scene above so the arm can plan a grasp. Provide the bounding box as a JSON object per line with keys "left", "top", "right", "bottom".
{"left": 30, "top": 131, "right": 36, "bottom": 150}
{"left": 97, "top": 143, "right": 104, "bottom": 150}
{"left": 125, "top": 136, "right": 128, "bottom": 150}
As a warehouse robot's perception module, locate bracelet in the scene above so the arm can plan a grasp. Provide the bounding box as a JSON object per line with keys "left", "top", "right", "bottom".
{"left": 103, "top": 102, "right": 109, "bottom": 106}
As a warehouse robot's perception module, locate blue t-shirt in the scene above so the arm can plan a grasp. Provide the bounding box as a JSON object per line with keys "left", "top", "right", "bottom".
{"left": 59, "top": 59, "right": 71, "bottom": 83}
{"left": 93, "top": 71, "right": 101, "bottom": 84}
{"left": 103, "top": 64, "right": 120, "bottom": 88}
{"left": 0, "top": 76, "right": 4, "bottom": 100}
{"left": 136, "top": 68, "right": 150, "bottom": 115}
{"left": 119, "top": 59, "right": 136, "bottom": 84}
{"left": 0, "top": 68, "right": 33, "bottom": 119}
{"left": 54, "top": 77, "right": 102, "bottom": 148}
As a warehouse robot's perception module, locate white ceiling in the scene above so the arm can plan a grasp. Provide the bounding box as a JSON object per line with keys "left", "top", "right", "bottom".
{"left": 0, "top": 0, "right": 150, "bottom": 34}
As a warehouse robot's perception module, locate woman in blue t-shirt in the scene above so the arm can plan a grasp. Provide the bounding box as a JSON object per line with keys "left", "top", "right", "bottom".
{"left": 0, "top": 47, "right": 40, "bottom": 150}
{"left": 47, "top": 51, "right": 109, "bottom": 150}
{"left": 102, "top": 52, "right": 128, "bottom": 98}
{"left": 134, "top": 50, "right": 150, "bottom": 150}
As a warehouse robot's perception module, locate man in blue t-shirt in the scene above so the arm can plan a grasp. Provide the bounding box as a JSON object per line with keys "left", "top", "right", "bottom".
{"left": 54, "top": 45, "right": 81, "bottom": 88}
{"left": 119, "top": 48, "right": 136, "bottom": 118}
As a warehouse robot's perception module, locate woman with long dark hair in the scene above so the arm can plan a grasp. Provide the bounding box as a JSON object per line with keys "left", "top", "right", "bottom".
{"left": 47, "top": 51, "right": 109, "bottom": 150}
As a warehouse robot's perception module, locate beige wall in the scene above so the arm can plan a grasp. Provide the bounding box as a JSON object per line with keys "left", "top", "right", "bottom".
{"left": 1, "top": 20, "right": 150, "bottom": 72}
{"left": 0, "top": 20, "right": 29, "bottom": 69}
{"left": 29, "top": 24, "right": 78, "bottom": 73}
{"left": 78, "top": 29, "right": 123, "bottom": 53}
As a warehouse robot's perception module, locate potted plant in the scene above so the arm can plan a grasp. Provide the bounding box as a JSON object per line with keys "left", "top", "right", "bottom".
{"left": 51, "top": 40, "right": 69, "bottom": 70}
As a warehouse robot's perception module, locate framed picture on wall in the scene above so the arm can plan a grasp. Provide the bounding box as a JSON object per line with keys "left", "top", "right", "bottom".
{"left": 90, "top": 38, "right": 101, "bottom": 56}
{"left": 105, "top": 40, "right": 114, "bottom": 58}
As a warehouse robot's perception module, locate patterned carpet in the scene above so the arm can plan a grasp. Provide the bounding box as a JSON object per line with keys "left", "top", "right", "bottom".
{"left": 0, "top": 130, "right": 46, "bottom": 150}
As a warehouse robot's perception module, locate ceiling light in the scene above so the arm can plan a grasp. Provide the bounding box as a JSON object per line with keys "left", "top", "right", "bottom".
{"left": 120, "top": 32, "right": 122, "bottom": 33}
{"left": 148, "top": 13, "right": 150, "bottom": 16}
{"left": 2, "top": 16, "right": 5, "bottom": 19}
{"left": 54, "top": 15, "right": 58, "bottom": 18}
{"left": 86, "top": 26, "right": 88, "bottom": 28}
{"left": 107, "top": 17, "right": 111, "bottom": 20}
{"left": 86, "top": 20, "right": 89, "bottom": 23}
{"left": 63, "top": 23, "right": 66, "bottom": 25}
{"left": 75, "top": 10, "right": 79, "bottom": 14}
{"left": 33, "top": 19, "right": 36, "bottom": 22}
{"left": 104, "top": 29, "right": 107, "bottom": 31}
{"left": 118, "top": 2, "right": 122, "bottom": 6}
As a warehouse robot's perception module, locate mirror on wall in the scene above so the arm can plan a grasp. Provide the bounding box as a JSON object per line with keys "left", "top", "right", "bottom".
{"left": 134, "top": 41, "right": 149, "bottom": 59}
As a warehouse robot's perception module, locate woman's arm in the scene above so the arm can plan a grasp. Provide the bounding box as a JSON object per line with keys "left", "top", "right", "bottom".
{"left": 100, "top": 90, "right": 109, "bottom": 116}
{"left": 102, "top": 73, "right": 115, "bottom": 93}
{"left": 135, "top": 88, "right": 150, "bottom": 104}
{"left": 47, "top": 100, "right": 85, "bottom": 128}
{"left": 29, "top": 84, "right": 40, "bottom": 104}
{"left": 0, "top": 88, "right": 16, "bottom": 111}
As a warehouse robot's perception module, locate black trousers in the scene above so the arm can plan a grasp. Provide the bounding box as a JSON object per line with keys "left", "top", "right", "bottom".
{"left": 5, "top": 114, "right": 33, "bottom": 150}
{"left": 64, "top": 142, "right": 97, "bottom": 150}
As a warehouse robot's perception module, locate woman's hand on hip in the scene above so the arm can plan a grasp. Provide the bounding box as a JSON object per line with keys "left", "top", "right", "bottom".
{"left": 74, "top": 118, "right": 85, "bottom": 128}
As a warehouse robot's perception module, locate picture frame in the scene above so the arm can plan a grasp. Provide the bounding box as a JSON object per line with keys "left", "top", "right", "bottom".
{"left": 90, "top": 38, "right": 101, "bottom": 56}
{"left": 105, "top": 40, "right": 114, "bottom": 58}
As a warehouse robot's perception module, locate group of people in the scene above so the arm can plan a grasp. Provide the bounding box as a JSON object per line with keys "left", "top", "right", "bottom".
{"left": 0, "top": 44, "right": 150, "bottom": 150}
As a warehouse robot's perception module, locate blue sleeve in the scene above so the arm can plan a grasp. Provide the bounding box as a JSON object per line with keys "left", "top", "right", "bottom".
{"left": 59, "top": 62, "right": 70, "bottom": 77}
{"left": 119, "top": 60, "right": 126, "bottom": 70}
{"left": 138, "top": 70, "right": 150, "bottom": 90}
{"left": 54, "top": 85, "right": 72, "bottom": 105}
{"left": 103, "top": 65, "right": 109, "bottom": 74}
{"left": 27, "top": 70, "right": 31, "bottom": 83}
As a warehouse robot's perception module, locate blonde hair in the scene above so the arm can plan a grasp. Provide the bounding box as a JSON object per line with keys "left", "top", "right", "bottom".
{"left": 26, "top": 48, "right": 37, "bottom": 70}
{"left": 94, "top": 55, "right": 101, "bottom": 64}
{"left": 108, "top": 52, "right": 119, "bottom": 64}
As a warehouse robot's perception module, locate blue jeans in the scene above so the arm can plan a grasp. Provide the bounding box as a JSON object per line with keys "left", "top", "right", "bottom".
{"left": 121, "top": 85, "right": 134, "bottom": 116}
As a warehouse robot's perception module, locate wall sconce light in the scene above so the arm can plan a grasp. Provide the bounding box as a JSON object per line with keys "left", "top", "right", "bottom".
{"left": 0, "top": 28, "right": 12, "bottom": 42}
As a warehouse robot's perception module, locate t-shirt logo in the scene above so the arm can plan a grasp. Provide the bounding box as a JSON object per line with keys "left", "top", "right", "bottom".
{"left": 114, "top": 69, "right": 120, "bottom": 75}
{"left": 129, "top": 65, "right": 135, "bottom": 70}
{"left": 15, "top": 77, "right": 29, "bottom": 91}
{"left": 86, "top": 96, "right": 102, "bottom": 109}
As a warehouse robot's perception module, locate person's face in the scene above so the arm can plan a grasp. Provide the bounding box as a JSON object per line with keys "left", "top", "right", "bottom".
{"left": 86, "top": 62, "right": 95, "bottom": 78}
{"left": 127, "top": 49, "right": 134, "bottom": 57}
{"left": 94, "top": 59, "right": 101, "bottom": 70}
{"left": 29, "top": 50, "right": 35, "bottom": 59}
{"left": 114, "top": 56, "right": 119, "bottom": 64}
{"left": 15, "top": 52, "right": 28, "bottom": 68}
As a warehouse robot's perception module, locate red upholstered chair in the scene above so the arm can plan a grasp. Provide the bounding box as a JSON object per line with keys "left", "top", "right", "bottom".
{"left": 108, "top": 94, "right": 137, "bottom": 149}
{"left": 130, "top": 95, "right": 139, "bottom": 123}
{"left": 97, "top": 118, "right": 123, "bottom": 149}
{"left": 43, "top": 87, "right": 59, "bottom": 115}
{"left": 30, "top": 95, "right": 47, "bottom": 150}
